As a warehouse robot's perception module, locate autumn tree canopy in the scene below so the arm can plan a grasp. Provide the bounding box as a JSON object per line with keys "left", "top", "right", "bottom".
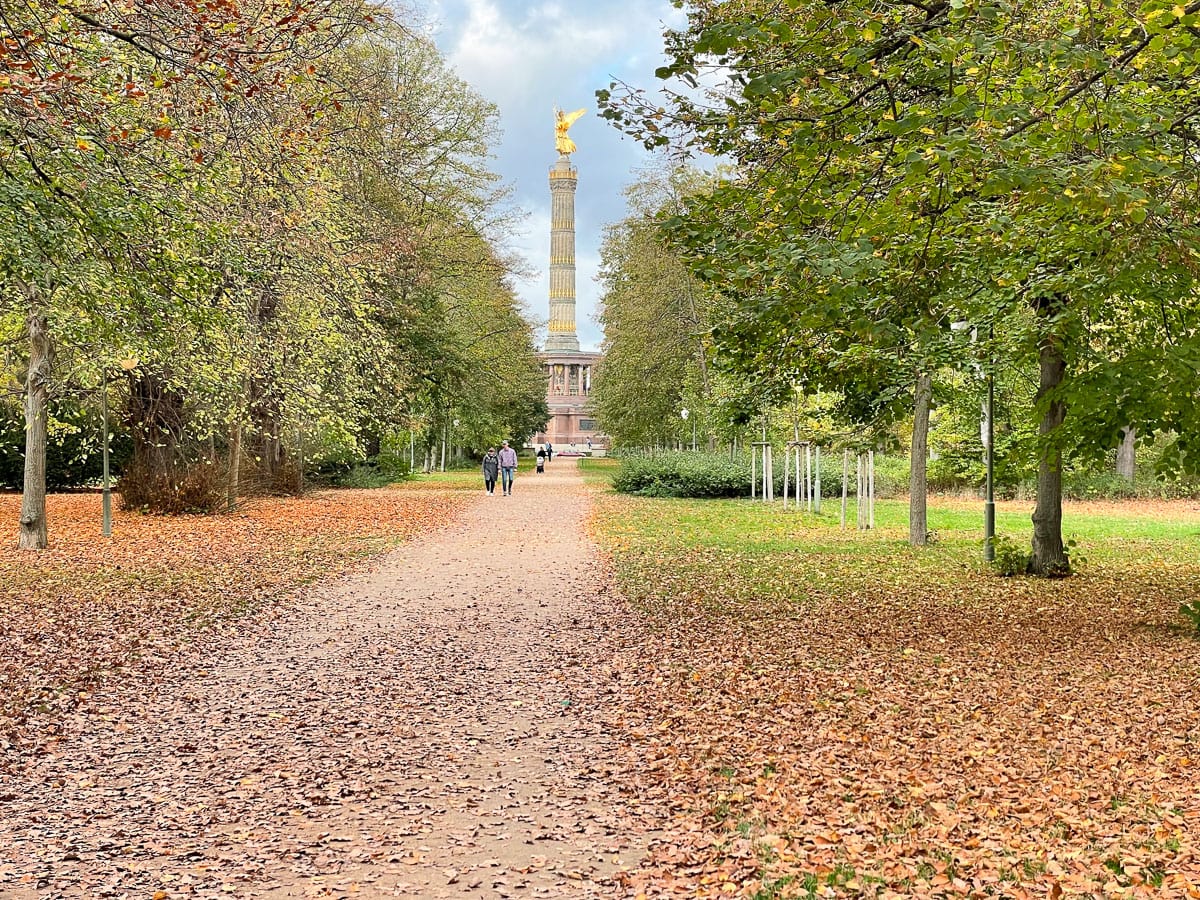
{"left": 1, "top": 2, "right": 547, "bottom": 548}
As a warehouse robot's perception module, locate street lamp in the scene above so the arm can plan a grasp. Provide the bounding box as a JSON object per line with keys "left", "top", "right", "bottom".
{"left": 951, "top": 322, "right": 995, "bottom": 562}
{"left": 680, "top": 407, "right": 697, "bottom": 451}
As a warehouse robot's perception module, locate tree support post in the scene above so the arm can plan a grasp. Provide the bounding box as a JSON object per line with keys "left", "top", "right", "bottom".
{"left": 805, "top": 442, "right": 813, "bottom": 512}
{"left": 782, "top": 442, "right": 791, "bottom": 508}
{"left": 752, "top": 441, "right": 773, "bottom": 502}
{"left": 856, "top": 453, "right": 864, "bottom": 530}
{"left": 841, "top": 448, "right": 848, "bottom": 528}
{"left": 765, "top": 443, "right": 773, "bottom": 501}
{"left": 814, "top": 444, "right": 822, "bottom": 514}
{"left": 984, "top": 349, "right": 995, "bottom": 562}
{"left": 751, "top": 443, "right": 757, "bottom": 500}
{"left": 868, "top": 450, "right": 876, "bottom": 530}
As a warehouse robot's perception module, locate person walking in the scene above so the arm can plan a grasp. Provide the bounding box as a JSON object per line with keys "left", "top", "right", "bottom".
{"left": 545, "top": 442, "right": 553, "bottom": 463}
{"left": 498, "top": 440, "right": 518, "bottom": 495}
{"left": 536, "top": 446, "right": 546, "bottom": 474}
{"left": 481, "top": 447, "right": 499, "bottom": 495}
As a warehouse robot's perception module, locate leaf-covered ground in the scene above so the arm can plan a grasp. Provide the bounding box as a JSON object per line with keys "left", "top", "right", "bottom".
{"left": 588, "top": 480, "right": 1200, "bottom": 898}
{"left": 0, "top": 465, "right": 654, "bottom": 898}
{"left": 0, "top": 484, "right": 467, "bottom": 752}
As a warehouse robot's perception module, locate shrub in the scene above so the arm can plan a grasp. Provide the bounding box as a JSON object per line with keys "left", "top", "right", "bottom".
{"left": 988, "top": 534, "right": 1031, "bottom": 577}
{"left": 313, "top": 448, "right": 411, "bottom": 488}
{"left": 0, "top": 396, "right": 133, "bottom": 490}
{"left": 334, "top": 464, "right": 404, "bottom": 489}
{"left": 613, "top": 453, "right": 750, "bottom": 498}
{"left": 117, "top": 459, "right": 224, "bottom": 514}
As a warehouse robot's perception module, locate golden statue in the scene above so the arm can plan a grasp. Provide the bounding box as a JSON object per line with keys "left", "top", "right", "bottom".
{"left": 554, "top": 107, "right": 586, "bottom": 155}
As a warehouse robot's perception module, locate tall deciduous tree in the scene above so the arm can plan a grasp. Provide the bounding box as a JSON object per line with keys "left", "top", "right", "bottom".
{"left": 594, "top": 168, "right": 719, "bottom": 448}
{"left": 601, "top": 0, "right": 1200, "bottom": 572}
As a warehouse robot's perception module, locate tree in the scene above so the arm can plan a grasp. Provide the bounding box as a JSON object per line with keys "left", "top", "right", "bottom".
{"left": 594, "top": 167, "right": 720, "bottom": 448}
{"left": 600, "top": 0, "right": 1200, "bottom": 572}
{"left": 3, "top": 5, "right": 551, "bottom": 542}
{"left": 2, "top": 1, "right": 383, "bottom": 544}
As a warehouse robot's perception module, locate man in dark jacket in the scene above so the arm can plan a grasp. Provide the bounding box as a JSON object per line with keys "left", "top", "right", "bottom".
{"left": 482, "top": 447, "right": 499, "bottom": 494}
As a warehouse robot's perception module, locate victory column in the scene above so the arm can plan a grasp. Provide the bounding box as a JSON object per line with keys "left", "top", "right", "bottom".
{"left": 535, "top": 108, "right": 606, "bottom": 453}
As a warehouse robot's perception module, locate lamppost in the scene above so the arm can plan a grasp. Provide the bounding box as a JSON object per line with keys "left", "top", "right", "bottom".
{"left": 680, "top": 407, "right": 697, "bottom": 451}
{"left": 951, "top": 321, "right": 995, "bottom": 562}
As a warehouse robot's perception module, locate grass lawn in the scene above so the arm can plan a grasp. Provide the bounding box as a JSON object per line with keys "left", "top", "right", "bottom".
{"left": 582, "top": 458, "right": 1200, "bottom": 898}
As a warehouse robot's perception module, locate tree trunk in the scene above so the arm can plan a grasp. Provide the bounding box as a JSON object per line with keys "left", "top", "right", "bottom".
{"left": 909, "top": 371, "right": 932, "bottom": 546}
{"left": 128, "top": 369, "right": 186, "bottom": 476}
{"left": 247, "top": 287, "right": 285, "bottom": 488}
{"left": 19, "top": 306, "right": 51, "bottom": 550}
{"left": 1030, "top": 328, "right": 1069, "bottom": 576}
{"left": 1116, "top": 426, "right": 1136, "bottom": 482}
{"left": 363, "top": 429, "right": 382, "bottom": 460}
{"left": 227, "top": 419, "right": 242, "bottom": 511}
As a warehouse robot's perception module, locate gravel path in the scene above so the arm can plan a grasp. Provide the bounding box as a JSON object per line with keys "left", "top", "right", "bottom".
{"left": 0, "top": 461, "right": 654, "bottom": 898}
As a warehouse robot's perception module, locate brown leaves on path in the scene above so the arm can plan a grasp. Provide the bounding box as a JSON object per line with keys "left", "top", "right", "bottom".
{"left": 0, "top": 485, "right": 465, "bottom": 752}
{"left": 591, "top": 493, "right": 1200, "bottom": 899}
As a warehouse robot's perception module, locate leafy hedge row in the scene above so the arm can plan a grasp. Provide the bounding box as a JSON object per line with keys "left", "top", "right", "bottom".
{"left": 612, "top": 453, "right": 750, "bottom": 498}
{"left": 610, "top": 450, "right": 1200, "bottom": 501}
{"left": 612, "top": 452, "right": 909, "bottom": 500}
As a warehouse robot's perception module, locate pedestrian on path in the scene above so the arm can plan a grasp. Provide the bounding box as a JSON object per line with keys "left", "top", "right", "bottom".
{"left": 498, "top": 440, "right": 518, "bottom": 495}
{"left": 545, "top": 442, "right": 553, "bottom": 463}
{"left": 536, "top": 446, "right": 546, "bottom": 474}
{"left": 482, "top": 447, "right": 499, "bottom": 494}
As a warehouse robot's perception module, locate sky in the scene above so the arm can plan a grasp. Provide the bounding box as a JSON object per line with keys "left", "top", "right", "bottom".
{"left": 418, "top": 0, "right": 688, "bottom": 351}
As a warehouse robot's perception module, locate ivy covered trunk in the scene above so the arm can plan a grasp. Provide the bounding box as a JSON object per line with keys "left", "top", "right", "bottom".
{"left": 227, "top": 418, "right": 243, "bottom": 511}
{"left": 1116, "top": 427, "right": 1136, "bottom": 481}
{"left": 19, "top": 307, "right": 51, "bottom": 550}
{"left": 248, "top": 288, "right": 288, "bottom": 490}
{"left": 909, "top": 371, "right": 932, "bottom": 547}
{"left": 1030, "top": 323, "right": 1069, "bottom": 576}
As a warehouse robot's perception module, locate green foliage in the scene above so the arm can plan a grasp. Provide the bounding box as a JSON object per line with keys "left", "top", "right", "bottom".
{"left": 599, "top": 0, "right": 1200, "bottom": 574}
{"left": 0, "top": 396, "right": 133, "bottom": 491}
{"left": 989, "top": 535, "right": 1032, "bottom": 578}
{"left": 613, "top": 453, "right": 751, "bottom": 499}
{"left": 593, "top": 167, "right": 723, "bottom": 448}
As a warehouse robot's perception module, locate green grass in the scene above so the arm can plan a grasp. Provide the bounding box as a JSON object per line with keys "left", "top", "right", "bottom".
{"left": 588, "top": 457, "right": 1200, "bottom": 619}
{"left": 587, "top": 458, "right": 1200, "bottom": 568}
{"left": 579, "top": 456, "right": 620, "bottom": 485}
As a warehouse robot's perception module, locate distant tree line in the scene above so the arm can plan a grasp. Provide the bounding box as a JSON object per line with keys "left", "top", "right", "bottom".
{"left": 1, "top": 2, "right": 548, "bottom": 547}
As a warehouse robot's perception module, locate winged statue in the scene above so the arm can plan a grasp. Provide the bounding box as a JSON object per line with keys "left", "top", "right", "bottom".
{"left": 554, "top": 107, "right": 587, "bottom": 155}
